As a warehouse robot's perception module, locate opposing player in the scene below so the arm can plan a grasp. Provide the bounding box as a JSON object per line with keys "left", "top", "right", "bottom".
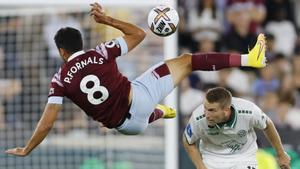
{"left": 183, "top": 87, "right": 290, "bottom": 169}
{"left": 6, "top": 3, "right": 266, "bottom": 157}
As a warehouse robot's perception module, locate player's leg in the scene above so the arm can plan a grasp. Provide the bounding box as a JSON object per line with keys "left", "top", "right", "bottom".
{"left": 165, "top": 33, "right": 266, "bottom": 86}
{"left": 116, "top": 34, "right": 266, "bottom": 135}
{"left": 134, "top": 62, "right": 176, "bottom": 124}
{"left": 116, "top": 62, "right": 176, "bottom": 135}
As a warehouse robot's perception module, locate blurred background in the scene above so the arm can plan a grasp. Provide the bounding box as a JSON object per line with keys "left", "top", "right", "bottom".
{"left": 0, "top": 0, "right": 300, "bottom": 169}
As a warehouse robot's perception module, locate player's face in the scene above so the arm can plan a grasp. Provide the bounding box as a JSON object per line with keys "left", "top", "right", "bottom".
{"left": 204, "top": 99, "right": 229, "bottom": 126}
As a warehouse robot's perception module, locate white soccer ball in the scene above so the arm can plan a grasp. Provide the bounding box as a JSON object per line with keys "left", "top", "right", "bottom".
{"left": 147, "top": 5, "right": 179, "bottom": 37}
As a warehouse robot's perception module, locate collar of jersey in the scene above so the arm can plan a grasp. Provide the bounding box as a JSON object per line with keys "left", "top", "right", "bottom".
{"left": 216, "top": 105, "right": 237, "bottom": 129}
{"left": 68, "top": 50, "right": 85, "bottom": 62}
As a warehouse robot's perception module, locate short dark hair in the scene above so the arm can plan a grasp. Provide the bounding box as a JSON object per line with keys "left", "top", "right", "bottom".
{"left": 54, "top": 27, "right": 83, "bottom": 54}
{"left": 206, "top": 87, "right": 232, "bottom": 108}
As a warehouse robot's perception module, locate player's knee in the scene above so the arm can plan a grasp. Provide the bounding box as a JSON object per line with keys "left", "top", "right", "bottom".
{"left": 178, "top": 53, "right": 192, "bottom": 67}
{"left": 178, "top": 53, "right": 192, "bottom": 60}
{"left": 178, "top": 53, "right": 192, "bottom": 72}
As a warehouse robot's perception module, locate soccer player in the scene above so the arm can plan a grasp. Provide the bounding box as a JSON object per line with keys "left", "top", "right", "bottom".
{"left": 183, "top": 87, "right": 291, "bottom": 169}
{"left": 6, "top": 3, "right": 266, "bottom": 157}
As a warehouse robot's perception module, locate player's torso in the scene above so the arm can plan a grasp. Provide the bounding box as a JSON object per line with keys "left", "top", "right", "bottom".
{"left": 198, "top": 98, "right": 258, "bottom": 153}
{"left": 60, "top": 50, "right": 130, "bottom": 121}
{"left": 200, "top": 120, "right": 253, "bottom": 153}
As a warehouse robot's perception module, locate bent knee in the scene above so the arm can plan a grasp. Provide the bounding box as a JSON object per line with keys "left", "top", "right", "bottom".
{"left": 179, "top": 53, "right": 192, "bottom": 58}
{"left": 175, "top": 53, "right": 192, "bottom": 67}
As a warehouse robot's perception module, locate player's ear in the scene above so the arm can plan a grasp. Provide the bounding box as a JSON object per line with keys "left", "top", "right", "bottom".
{"left": 58, "top": 48, "right": 64, "bottom": 56}
{"left": 223, "top": 106, "right": 231, "bottom": 115}
{"left": 58, "top": 48, "right": 68, "bottom": 61}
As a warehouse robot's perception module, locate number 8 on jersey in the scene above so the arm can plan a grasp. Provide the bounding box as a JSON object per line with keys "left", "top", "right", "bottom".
{"left": 80, "top": 75, "right": 109, "bottom": 105}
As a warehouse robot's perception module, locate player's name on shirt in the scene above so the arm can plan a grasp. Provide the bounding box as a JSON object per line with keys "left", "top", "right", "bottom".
{"left": 64, "top": 56, "right": 104, "bottom": 84}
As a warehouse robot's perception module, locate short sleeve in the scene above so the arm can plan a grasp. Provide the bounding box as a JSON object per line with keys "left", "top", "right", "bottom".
{"left": 95, "top": 37, "right": 128, "bottom": 60}
{"left": 250, "top": 103, "right": 269, "bottom": 130}
{"left": 184, "top": 105, "right": 204, "bottom": 144}
{"left": 48, "top": 69, "right": 64, "bottom": 104}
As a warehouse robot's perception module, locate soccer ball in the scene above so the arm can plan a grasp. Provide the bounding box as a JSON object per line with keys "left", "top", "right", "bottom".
{"left": 147, "top": 5, "right": 179, "bottom": 37}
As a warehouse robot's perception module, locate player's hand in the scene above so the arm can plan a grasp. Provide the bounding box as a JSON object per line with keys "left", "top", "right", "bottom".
{"left": 5, "top": 147, "right": 29, "bottom": 157}
{"left": 277, "top": 151, "right": 291, "bottom": 169}
{"left": 90, "top": 2, "right": 107, "bottom": 24}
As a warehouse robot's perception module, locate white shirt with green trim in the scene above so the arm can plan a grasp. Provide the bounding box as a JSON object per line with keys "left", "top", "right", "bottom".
{"left": 184, "top": 97, "right": 269, "bottom": 162}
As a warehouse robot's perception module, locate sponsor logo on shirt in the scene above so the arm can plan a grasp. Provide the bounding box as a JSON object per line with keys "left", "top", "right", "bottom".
{"left": 222, "top": 140, "right": 245, "bottom": 153}
{"left": 238, "top": 110, "right": 252, "bottom": 114}
{"left": 196, "top": 114, "right": 205, "bottom": 121}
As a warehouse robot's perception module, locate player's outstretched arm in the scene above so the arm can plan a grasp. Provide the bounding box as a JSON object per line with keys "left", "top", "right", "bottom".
{"left": 182, "top": 134, "right": 207, "bottom": 169}
{"left": 263, "top": 119, "right": 291, "bottom": 169}
{"left": 90, "top": 2, "right": 146, "bottom": 52}
{"left": 5, "top": 104, "right": 61, "bottom": 157}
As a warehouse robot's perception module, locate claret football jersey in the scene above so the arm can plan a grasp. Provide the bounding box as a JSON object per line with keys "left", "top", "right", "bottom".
{"left": 48, "top": 37, "right": 131, "bottom": 128}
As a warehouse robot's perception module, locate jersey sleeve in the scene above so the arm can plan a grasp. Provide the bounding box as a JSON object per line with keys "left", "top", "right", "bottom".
{"left": 250, "top": 103, "right": 269, "bottom": 130}
{"left": 48, "top": 69, "right": 64, "bottom": 104}
{"left": 95, "top": 37, "right": 128, "bottom": 60}
{"left": 184, "top": 105, "right": 204, "bottom": 145}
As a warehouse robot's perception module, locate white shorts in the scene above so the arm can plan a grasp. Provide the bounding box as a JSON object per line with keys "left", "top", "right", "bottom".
{"left": 116, "top": 62, "right": 174, "bottom": 135}
{"left": 204, "top": 156, "right": 258, "bottom": 169}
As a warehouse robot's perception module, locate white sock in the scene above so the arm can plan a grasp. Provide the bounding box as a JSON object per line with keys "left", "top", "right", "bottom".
{"left": 241, "top": 54, "right": 249, "bottom": 66}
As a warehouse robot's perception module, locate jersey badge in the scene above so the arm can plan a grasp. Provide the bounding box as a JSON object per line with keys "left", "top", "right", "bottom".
{"left": 237, "top": 130, "right": 247, "bottom": 138}
{"left": 186, "top": 124, "right": 193, "bottom": 138}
